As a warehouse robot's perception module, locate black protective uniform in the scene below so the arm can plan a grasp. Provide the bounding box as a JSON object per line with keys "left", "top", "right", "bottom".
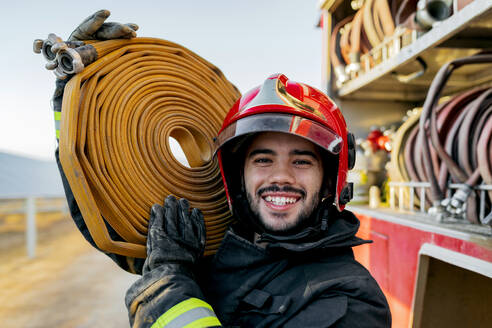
{"left": 56, "top": 148, "right": 390, "bottom": 327}
{"left": 50, "top": 11, "right": 390, "bottom": 327}
{"left": 199, "top": 211, "right": 391, "bottom": 327}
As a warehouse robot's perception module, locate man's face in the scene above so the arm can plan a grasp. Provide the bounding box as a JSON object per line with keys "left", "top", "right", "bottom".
{"left": 243, "top": 132, "right": 324, "bottom": 232}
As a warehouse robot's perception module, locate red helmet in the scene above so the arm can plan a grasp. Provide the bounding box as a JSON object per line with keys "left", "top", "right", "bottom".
{"left": 214, "top": 74, "right": 355, "bottom": 211}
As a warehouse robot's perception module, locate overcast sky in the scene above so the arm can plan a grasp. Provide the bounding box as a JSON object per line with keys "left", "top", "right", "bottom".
{"left": 0, "top": 0, "right": 322, "bottom": 161}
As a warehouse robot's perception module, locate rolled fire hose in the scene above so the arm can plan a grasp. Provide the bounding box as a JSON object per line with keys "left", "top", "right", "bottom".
{"left": 388, "top": 107, "right": 423, "bottom": 207}
{"left": 396, "top": 0, "right": 418, "bottom": 26}
{"left": 36, "top": 36, "right": 241, "bottom": 258}
{"left": 372, "top": 3, "right": 385, "bottom": 41}
{"left": 391, "top": 0, "right": 407, "bottom": 22}
{"left": 339, "top": 21, "right": 353, "bottom": 67}
{"left": 363, "top": 0, "right": 395, "bottom": 48}
{"left": 347, "top": 7, "right": 365, "bottom": 74}
{"left": 330, "top": 15, "right": 354, "bottom": 85}
{"left": 418, "top": 53, "right": 492, "bottom": 223}
{"left": 389, "top": 54, "right": 492, "bottom": 224}
{"left": 332, "top": 0, "right": 394, "bottom": 82}
{"left": 434, "top": 89, "right": 492, "bottom": 223}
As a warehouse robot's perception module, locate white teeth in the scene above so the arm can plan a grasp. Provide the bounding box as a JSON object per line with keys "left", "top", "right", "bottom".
{"left": 264, "top": 196, "right": 297, "bottom": 205}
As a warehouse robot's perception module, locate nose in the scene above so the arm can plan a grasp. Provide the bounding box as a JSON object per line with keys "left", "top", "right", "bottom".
{"left": 267, "top": 161, "right": 295, "bottom": 185}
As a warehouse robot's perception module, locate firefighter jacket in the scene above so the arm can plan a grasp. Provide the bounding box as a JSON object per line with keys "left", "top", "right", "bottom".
{"left": 55, "top": 149, "right": 391, "bottom": 327}
{"left": 125, "top": 206, "right": 391, "bottom": 327}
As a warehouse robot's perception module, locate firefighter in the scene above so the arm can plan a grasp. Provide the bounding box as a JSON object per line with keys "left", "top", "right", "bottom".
{"left": 55, "top": 11, "right": 391, "bottom": 327}
{"left": 123, "top": 73, "right": 391, "bottom": 327}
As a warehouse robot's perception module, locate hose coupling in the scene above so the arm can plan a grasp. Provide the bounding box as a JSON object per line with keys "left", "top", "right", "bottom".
{"left": 33, "top": 34, "right": 64, "bottom": 71}
{"left": 346, "top": 52, "right": 361, "bottom": 75}
{"left": 415, "top": 0, "right": 453, "bottom": 29}
{"left": 57, "top": 44, "right": 98, "bottom": 75}
{"left": 334, "top": 65, "right": 350, "bottom": 87}
{"left": 446, "top": 184, "right": 472, "bottom": 216}
{"left": 33, "top": 39, "right": 44, "bottom": 54}
{"left": 33, "top": 34, "right": 87, "bottom": 75}
{"left": 429, "top": 200, "right": 448, "bottom": 222}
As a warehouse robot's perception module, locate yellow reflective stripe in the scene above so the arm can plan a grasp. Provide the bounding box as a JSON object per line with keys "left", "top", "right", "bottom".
{"left": 56, "top": 130, "right": 60, "bottom": 139}
{"left": 182, "top": 316, "right": 221, "bottom": 328}
{"left": 54, "top": 111, "right": 61, "bottom": 121}
{"left": 151, "top": 298, "right": 217, "bottom": 328}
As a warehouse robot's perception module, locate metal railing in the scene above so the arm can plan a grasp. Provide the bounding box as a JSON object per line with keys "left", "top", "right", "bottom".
{"left": 0, "top": 197, "right": 68, "bottom": 258}
{"left": 388, "top": 181, "right": 492, "bottom": 224}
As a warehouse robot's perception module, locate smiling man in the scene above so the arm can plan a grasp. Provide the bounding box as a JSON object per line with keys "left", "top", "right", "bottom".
{"left": 243, "top": 132, "right": 324, "bottom": 233}
{"left": 50, "top": 12, "right": 390, "bottom": 327}
{"left": 126, "top": 74, "right": 392, "bottom": 327}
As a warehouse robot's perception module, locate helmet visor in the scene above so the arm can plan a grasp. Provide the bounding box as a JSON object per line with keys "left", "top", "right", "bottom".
{"left": 215, "top": 113, "right": 342, "bottom": 155}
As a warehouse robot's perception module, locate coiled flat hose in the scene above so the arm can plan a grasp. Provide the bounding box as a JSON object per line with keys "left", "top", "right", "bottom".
{"left": 363, "top": 0, "right": 395, "bottom": 48}
{"left": 58, "top": 37, "right": 241, "bottom": 258}
{"left": 330, "top": 15, "right": 354, "bottom": 67}
{"left": 332, "top": 0, "right": 394, "bottom": 81}
{"left": 420, "top": 55, "right": 492, "bottom": 200}
{"left": 389, "top": 54, "right": 492, "bottom": 224}
{"left": 388, "top": 107, "right": 423, "bottom": 207}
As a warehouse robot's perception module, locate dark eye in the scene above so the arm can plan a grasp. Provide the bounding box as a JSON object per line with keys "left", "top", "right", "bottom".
{"left": 254, "top": 158, "right": 272, "bottom": 164}
{"left": 294, "top": 159, "right": 312, "bottom": 166}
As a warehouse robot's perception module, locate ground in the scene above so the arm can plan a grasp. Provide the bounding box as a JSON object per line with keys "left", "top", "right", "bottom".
{"left": 0, "top": 207, "right": 138, "bottom": 328}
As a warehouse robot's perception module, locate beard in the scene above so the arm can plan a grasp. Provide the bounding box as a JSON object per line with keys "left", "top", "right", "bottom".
{"left": 246, "top": 185, "right": 321, "bottom": 233}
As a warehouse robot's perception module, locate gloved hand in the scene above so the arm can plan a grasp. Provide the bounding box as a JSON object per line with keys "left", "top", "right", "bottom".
{"left": 143, "top": 196, "right": 206, "bottom": 273}
{"left": 51, "top": 9, "right": 139, "bottom": 139}
{"left": 68, "top": 9, "right": 138, "bottom": 41}
{"left": 126, "top": 197, "right": 212, "bottom": 327}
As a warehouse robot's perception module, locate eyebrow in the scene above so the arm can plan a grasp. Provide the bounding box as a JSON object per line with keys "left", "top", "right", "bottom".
{"left": 247, "top": 148, "right": 319, "bottom": 161}
{"left": 248, "top": 149, "right": 275, "bottom": 158}
{"left": 291, "top": 150, "right": 319, "bottom": 161}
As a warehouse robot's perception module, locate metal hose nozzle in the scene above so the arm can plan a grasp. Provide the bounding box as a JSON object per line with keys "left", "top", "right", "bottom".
{"left": 334, "top": 65, "right": 350, "bottom": 87}
{"left": 57, "top": 45, "right": 98, "bottom": 74}
{"left": 416, "top": 0, "right": 453, "bottom": 29}
{"left": 41, "top": 33, "right": 63, "bottom": 62}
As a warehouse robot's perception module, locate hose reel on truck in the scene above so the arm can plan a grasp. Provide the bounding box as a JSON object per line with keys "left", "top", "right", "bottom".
{"left": 327, "top": 1, "right": 492, "bottom": 225}
{"left": 330, "top": 0, "right": 455, "bottom": 87}
{"left": 323, "top": 2, "right": 492, "bottom": 327}
{"left": 34, "top": 36, "right": 241, "bottom": 266}
{"left": 386, "top": 53, "right": 492, "bottom": 225}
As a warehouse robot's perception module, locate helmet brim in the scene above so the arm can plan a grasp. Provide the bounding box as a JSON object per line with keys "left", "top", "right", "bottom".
{"left": 214, "top": 113, "right": 343, "bottom": 156}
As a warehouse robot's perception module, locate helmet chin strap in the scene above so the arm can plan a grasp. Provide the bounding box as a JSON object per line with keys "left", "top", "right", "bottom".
{"left": 232, "top": 192, "right": 267, "bottom": 238}
{"left": 234, "top": 173, "right": 267, "bottom": 235}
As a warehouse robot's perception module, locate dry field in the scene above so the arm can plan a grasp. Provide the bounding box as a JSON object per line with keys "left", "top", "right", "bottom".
{"left": 0, "top": 199, "right": 138, "bottom": 328}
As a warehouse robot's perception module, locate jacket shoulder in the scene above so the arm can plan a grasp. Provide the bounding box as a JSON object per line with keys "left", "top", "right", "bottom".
{"left": 300, "top": 253, "right": 391, "bottom": 327}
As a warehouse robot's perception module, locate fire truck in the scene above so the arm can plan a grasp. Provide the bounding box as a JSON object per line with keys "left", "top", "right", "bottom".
{"left": 318, "top": 0, "right": 492, "bottom": 327}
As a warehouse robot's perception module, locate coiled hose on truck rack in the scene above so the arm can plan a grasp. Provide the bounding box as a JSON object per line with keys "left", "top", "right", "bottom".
{"left": 35, "top": 36, "right": 241, "bottom": 259}
{"left": 329, "top": 0, "right": 455, "bottom": 87}
{"left": 389, "top": 53, "right": 492, "bottom": 225}
{"left": 420, "top": 53, "right": 492, "bottom": 224}
{"left": 331, "top": 0, "right": 396, "bottom": 85}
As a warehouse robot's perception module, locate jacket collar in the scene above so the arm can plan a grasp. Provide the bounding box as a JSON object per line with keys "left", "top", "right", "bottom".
{"left": 228, "top": 206, "right": 370, "bottom": 255}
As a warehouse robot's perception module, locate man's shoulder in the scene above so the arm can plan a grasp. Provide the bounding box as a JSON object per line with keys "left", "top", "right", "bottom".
{"left": 304, "top": 250, "right": 371, "bottom": 278}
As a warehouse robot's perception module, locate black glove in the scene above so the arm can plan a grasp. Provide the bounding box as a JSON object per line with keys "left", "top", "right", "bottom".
{"left": 126, "top": 197, "right": 210, "bottom": 327}
{"left": 143, "top": 196, "right": 206, "bottom": 273}
{"left": 68, "top": 9, "right": 138, "bottom": 41}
